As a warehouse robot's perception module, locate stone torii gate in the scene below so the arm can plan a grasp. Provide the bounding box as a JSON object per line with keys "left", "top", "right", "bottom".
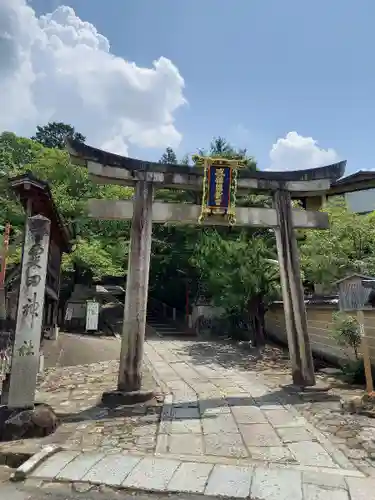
{"left": 67, "top": 140, "right": 346, "bottom": 400}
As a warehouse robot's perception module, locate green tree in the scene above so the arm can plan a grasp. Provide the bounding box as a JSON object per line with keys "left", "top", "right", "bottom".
{"left": 300, "top": 198, "right": 375, "bottom": 287}
{"left": 159, "top": 147, "right": 178, "bottom": 164}
{"left": 194, "top": 136, "right": 257, "bottom": 171}
{"left": 192, "top": 230, "right": 279, "bottom": 345}
{"left": 31, "top": 122, "right": 86, "bottom": 150}
{"left": 0, "top": 131, "right": 132, "bottom": 280}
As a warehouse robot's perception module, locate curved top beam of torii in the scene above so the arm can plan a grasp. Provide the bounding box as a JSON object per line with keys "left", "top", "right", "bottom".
{"left": 66, "top": 139, "right": 346, "bottom": 196}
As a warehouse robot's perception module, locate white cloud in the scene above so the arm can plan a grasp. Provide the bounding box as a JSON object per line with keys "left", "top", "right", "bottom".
{"left": 0, "top": 0, "right": 186, "bottom": 153}
{"left": 268, "top": 131, "right": 340, "bottom": 171}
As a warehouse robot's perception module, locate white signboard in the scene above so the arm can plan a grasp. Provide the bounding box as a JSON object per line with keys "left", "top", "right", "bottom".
{"left": 65, "top": 306, "right": 73, "bottom": 321}
{"left": 8, "top": 215, "right": 51, "bottom": 409}
{"left": 86, "top": 300, "right": 99, "bottom": 331}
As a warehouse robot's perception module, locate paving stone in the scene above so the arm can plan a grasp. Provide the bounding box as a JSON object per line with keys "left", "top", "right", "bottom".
{"left": 199, "top": 401, "right": 230, "bottom": 415}
{"left": 198, "top": 391, "right": 223, "bottom": 400}
{"left": 132, "top": 424, "right": 157, "bottom": 437}
{"left": 173, "top": 395, "right": 198, "bottom": 405}
{"left": 248, "top": 386, "right": 270, "bottom": 398}
{"left": 277, "top": 426, "right": 315, "bottom": 443}
{"left": 302, "top": 471, "right": 347, "bottom": 490}
{"left": 171, "top": 419, "right": 202, "bottom": 434}
{"left": 239, "top": 423, "right": 282, "bottom": 447}
{"left": 231, "top": 405, "right": 268, "bottom": 424}
{"left": 169, "top": 433, "right": 204, "bottom": 455}
{"left": 248, "top": 446, "right": 296, "bottom": 463}
{"left": 56, "top": 452, "right": 105, "bottom": 481}
{"left": 259, "top": 403, "right": 283, "bottom": 410}
{"left": 204, "top": 432, "right": 249, "bottom": 458}
{"left": 303, "top": 483, "right": 349, "bottom": 499}
{"left": 288, "top": 442, "right": 338, "bottom": 468}
{"left": 134, "top": 434, "right": 156, "bottom": 450}
{"left": 32, "top": 450, "right": 80, "bottom": 479}
{"left": 159, "top": 419, "right": 172, "bottom": 433}
{"left": 264, "top": 408, "right": 304, "bottom": 427}
{"left": 155, "top": 433, "right": 169, "bottom": 454}
{"left": 250, "top": 467, "right": 303, "bottom": 500}
{"left": 168, "top": 462, "right": 213, "bottom": 493}
{"left": 204, "top": 464, "right": 253, "bottom": 498}
{"left": 123, "top": 457, "right": 180, "bottom": 491}
{"left": 200, "top": 405, "right": 231, "bottom": 417}
{"left": 172, "top": 407, "right": 200, "bottom": 419}
{"left": 346, "top": 477, "right": 375, "bottom": 500}
{"left": 202, "top": 414, "right": 239, "bottom": 434}
{"left": 82, "top": 454, "right": 141, "bottom": 486}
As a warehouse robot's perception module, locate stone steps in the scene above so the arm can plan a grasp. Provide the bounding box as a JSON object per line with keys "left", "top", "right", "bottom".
{"left": 147, "top": 315, "right": 192, "bottom": 337}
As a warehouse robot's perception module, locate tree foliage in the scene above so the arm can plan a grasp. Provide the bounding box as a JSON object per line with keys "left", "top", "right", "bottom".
{"left": 194, "top": 136, "right": 257, "bottom": 171}
{"left": 31, "top": 122, "right": 86, "bottom": 150}
{"left": 191, "top": 230, "right": 279, "bottom": 344}
{"left": 159, "top": 147, "right": 178, "bottom": 165}
{"left": 0, "top": 129, "right": 132, "bottom": 279}
{"left": 300, "top": 198, "right": 375, "bottom": 287}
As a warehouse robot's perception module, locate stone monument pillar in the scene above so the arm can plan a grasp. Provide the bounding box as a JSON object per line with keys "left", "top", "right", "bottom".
{"left": 7, "top": 215, "right": 51, "bottom": 409}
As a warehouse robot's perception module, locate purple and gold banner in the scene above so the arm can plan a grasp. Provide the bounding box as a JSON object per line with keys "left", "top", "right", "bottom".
{"left": 193, "top": 155, "right": 244, "bottom": 225}
{"left": 207, "top": 165, "right": 232, "bottom": 212}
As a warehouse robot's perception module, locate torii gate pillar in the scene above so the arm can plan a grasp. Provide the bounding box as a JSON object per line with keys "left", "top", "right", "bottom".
{"left": 274, "top": 189, "right": 315, "bottom": 386}
{"left": 102, "top": 180, "right": 154, "bottom": 404}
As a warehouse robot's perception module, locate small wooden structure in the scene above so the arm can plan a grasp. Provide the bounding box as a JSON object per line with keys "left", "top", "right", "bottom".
{"left": 5, "top": 173, "right": 72, "bottom": 331}
{"left": 336, "top": 274, "right": 375, "bottom": 311}
{"left": 337, "top": 274, "right": 375, "bottom": 394}
{"left": 67, "top": 139, "right": 346, "bottom": 395}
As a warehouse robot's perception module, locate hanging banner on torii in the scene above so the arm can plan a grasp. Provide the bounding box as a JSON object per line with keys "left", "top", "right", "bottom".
{"left": 192, "top": 156, "right": 246, "bottom": 225}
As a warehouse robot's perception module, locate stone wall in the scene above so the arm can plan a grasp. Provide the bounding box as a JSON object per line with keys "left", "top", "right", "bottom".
{"left": 265, "top": 302, "right": 375, "bottom": 365}
{"left": 191, "top": 304, "right": 224, "bottom": 333}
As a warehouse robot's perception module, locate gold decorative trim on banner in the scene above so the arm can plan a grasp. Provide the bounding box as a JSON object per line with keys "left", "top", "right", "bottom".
{"left": 192, "top": 155, "right": 246, "bottom": 225}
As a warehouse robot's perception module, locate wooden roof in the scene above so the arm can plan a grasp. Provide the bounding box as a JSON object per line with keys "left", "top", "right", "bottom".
{"left": 335, "top": 274, "right": 375, "bottom": 284}
{"left": 329, "top": 171, "right": 375, "bottom": 195}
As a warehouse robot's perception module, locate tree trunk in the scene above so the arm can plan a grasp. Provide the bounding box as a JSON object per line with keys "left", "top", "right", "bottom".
{"left": 247, "top": 296, "right": 266, "bottom": 347}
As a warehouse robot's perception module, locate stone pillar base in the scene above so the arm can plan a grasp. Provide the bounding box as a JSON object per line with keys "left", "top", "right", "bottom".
{"left": 101, "top": 390, "right": 155, "bottom": 407}
{"left": 280, "top": 382, "right": 331, "bottom": 398}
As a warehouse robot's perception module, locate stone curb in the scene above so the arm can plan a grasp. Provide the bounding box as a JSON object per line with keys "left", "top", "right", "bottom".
{"left": 143, "top": 349, "right": 171, "bottom": 395}
{"left": 20, "top": 449, "right": 375, "bottom": 499}
{"left": 11, "top": 445, "right": 62, "bottom": 482}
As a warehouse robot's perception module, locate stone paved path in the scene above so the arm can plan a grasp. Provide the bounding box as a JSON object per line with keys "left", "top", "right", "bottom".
{"left": 144, "top": 339, "right": 359, "bottom": 472}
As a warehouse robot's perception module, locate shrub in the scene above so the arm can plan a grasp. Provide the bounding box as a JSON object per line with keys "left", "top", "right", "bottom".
{"left": 331, "top": 311, "right": 361, "bottom": 360}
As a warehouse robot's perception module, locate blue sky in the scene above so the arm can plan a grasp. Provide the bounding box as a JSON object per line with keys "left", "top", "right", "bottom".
{"left": 14, "top": 1, "right": 375, "bottom": 173}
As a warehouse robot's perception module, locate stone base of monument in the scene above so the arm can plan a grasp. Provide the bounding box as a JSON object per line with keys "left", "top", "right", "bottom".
{"left": 280, "top": 381, "right": 332, "bottom": 399}
{"left": 0, "top": 403, "right": 59, "bottom": 442}
{"left": 101, "top": 390, "right": 155, "bottom": 407}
